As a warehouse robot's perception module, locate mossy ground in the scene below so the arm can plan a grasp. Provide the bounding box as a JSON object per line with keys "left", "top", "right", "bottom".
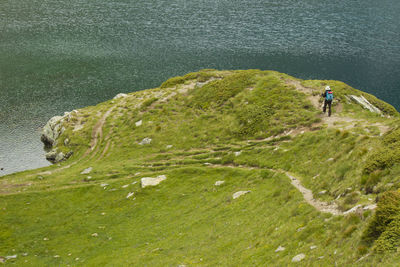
{"left": 1, "top": 69, "right": 400, "bottom": 266}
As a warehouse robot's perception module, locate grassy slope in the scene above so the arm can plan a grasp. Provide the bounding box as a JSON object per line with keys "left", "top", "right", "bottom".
{"left": 1, "top": 69, "right": 400, "bottom": 266}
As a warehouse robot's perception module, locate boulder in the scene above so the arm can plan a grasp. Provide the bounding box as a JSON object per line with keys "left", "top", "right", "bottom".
{"left": 81, "top": 167, "right": 93, "bottom": 175}
{"left": 141, "top": 175, "right": 167, "bottom": 188}
{"left": 215, "top": 181, "right": 225, "bottom": 186}
{"left": 139, "top": 137, "right": 152, "bottom": 145}
{"left": 232, "top": 191, "right": 250, "bottom": 199}
{"left": 292, "top": 254, "right": 305, "bottom": 262}
{"left": 113, "top": 93, "right": 128, "bottom": 99}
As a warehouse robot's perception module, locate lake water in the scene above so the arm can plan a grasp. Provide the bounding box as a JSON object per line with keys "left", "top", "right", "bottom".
{"left": 1, "top": 0, "right": 400, "bottom": 175}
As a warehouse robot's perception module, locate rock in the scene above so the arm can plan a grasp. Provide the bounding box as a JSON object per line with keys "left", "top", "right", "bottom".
{"left": 215, "top": 181, "right": 225, "bottom": 186}
{"left": 232, "top": 191, "right": 250, "bottom": 199}
{"left": 349, "top": 95, "right": 381, "bottom": 113}
{"left": 41, "top": 115, "right": 64, "bottom": 147}
{"left": 5, "top": 255, "right": 17, "bottom": 260}
{"left": 100, "top": 183, "right": 109, "bottom": 187}
{"left": 139, "top": 137, "right": 152, "bottom": 145}
{"left": 310, "top": 245, "right": 317, "bottom": 250}
{"left": 113, "top": 93, "right": 128, "bottom": 99}
{"left": 43, "top": 237, "right": 49, "bottom": 240}
{"left": 55, "top": 152, "right": 65, "bottom": 162}
{"left": 327, "top": 158, "right": 334, "bottom": 162}
{"left": 292, "top": 254, "right": 305, "bottom": 262}
{"left": 126, "top": 192, "right": 135, "bottom": 199}
{"left": 0, "top": 257, "right": 4, "bottom": 263}
{"left": 343, "top": 204, "right": 363, "bottom": 215}
{"left": 363, "top": 204, "right": 377, "bottom": 210}
{"left": 234, "top": 151, "right": 242, "bottom": 156}
{"left": 166, "top": 145, "right": 173, "bottom": 149}
{"left": 122, "top": 184, "right": 129, "bottom": 188}
{"left": 64, "top": 138, "right": 70, "bottom": 146}
{"left": 141, "top": 175, "right": 167, "bottom": 188}
{"left": 318, "top": 190, "right": 327, "bottom": 195}
{"left": 54, "top": 255, "right": 60, "bottom": 258}
{"left": 45, "top": 149, "right": 72, "bottom": 163}
{"left": 275, "top": 246, "right": 285, "bottom": 252}
{"left": 135, "top": 120, "right": 143, "bottom": 127}
{"left": 91, "top": 233, "right": 98, "bottom": 237}
{"left": 81, "top": 167, "right": 93, "bottom": 175}
{"left": 297, "top": 227, "right": 306, "bottom": 232}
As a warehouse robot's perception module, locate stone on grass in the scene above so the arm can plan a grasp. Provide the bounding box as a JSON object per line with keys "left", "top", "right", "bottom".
{"left": 100, "top": 183, "right": 109, "bottom": 187}
{"left": 126, "top": 192, "right": 135, "bottom": 199}
{"left": 5, "top": 255, "right": 17, "bottom": 260}
{"left": 113, "top": 93, "right": 128, "bottom": 99}
{"left": 81, "top": 167, "right": 92, "bottom": 175}
{"left": 310, "top": 245, "right": 317, "bottom": 250}
{"left": 141, "top": 175, "right": 167, "bottom": 188}
{"left": 292, "top": 254, "right": 306, "bottom": 262}
{"left": 122, "top": 184, "right": 129, "bottom": 188}
{"left": 232, "top": 191, "right": 250, "bottom": 199}
{"left": 215, "top": 181, "right": 225, "bottom": 186}
{"left": 91, "top": 233, "right": 98, "bottom": 237}
{"left": 135, "top": 120, "right": 143, "bottom": 127}
{"left": 0, "top": 257, "right": 5, "bottom": 263}
{"left": 139, "top": 137, "right": 152, "bottom": 145}
{"left": 234, "top": 151, "right": 242, "bottom": 156}
{"left": 166, "top": 145, "right": 173, "bottom": 149}
{"left": 275, "top": 246, "right": 285, "bottom": 252}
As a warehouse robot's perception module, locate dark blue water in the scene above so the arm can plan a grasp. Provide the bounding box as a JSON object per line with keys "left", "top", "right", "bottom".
{"left": 1, "top": 0, "right": 400, "bottom": 175}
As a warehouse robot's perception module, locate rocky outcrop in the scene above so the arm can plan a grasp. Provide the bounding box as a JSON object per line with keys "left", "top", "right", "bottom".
{"left": 41, "top": 111, "right": 76, "bottom": 163}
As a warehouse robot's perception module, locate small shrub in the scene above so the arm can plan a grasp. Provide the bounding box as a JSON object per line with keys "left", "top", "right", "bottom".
{"left": 361, "top": 190, "right": 400, "bottom": 246}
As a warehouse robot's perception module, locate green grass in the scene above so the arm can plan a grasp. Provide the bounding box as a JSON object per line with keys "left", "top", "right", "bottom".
{"left": 1, "top": 69, "right": 400, "bottom": 265}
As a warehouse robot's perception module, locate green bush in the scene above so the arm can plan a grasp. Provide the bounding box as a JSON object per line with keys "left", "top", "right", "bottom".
{"left": 361, "top": 190, "right": 400, "bottom": 246}
{"left": 374, "top": 215, "right": 400, "bottom": 252}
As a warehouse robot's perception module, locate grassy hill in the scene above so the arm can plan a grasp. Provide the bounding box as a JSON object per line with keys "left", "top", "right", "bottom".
{"left": 1, "top": 69, "right": 400, "bottom": 266}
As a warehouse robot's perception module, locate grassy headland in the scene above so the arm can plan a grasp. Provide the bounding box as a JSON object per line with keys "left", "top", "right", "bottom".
{"left": 1, "top": 69, "right": 400, "bottom": 266}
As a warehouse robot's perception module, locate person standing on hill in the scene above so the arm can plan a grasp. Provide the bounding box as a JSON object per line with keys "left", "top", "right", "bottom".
{"left": 322, "top": 86, "right": 334, "bottom": 116}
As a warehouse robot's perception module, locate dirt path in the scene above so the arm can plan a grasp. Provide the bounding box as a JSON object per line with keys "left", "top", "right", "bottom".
{"left": 285, "top": 172, "right": 342, "bottom": 215}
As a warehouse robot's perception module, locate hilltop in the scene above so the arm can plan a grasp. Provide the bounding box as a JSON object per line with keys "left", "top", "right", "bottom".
{"left": 1, "top": 69, "right": 400, "bottom": 266}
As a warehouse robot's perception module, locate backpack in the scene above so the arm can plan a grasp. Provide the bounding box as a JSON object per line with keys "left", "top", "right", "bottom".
{"left": 326, "top": 91, "right": 333, "bottom": 101}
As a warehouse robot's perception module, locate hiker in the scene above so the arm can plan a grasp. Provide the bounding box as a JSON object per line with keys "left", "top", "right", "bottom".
{"left": 322, "top": 86, "right": 334, "bottom": 116}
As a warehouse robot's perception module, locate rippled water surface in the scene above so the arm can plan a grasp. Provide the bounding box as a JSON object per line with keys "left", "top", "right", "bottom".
{"left": 1, "top": 0, "right": 400, "bottom": 175}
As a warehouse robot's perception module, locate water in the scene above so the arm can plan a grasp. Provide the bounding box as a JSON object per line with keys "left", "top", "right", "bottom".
{"left": 1, "top": 0, "right": 400, "bottom": 175}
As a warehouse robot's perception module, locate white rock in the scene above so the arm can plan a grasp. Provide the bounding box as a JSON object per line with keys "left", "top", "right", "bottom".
{"left": 310, "top": 245, "right": 317, "bottom": 250}
{"left": 139, "top": 137, "right": 152, "bottom": 145}
{"left": 43, "top": 237, "right": 49, "bottom": 241}
{"left": 234, "top": 151, "right": 242, "bottom": 156}
{"left": 54, "top": 255, "right": 60, "bottom": 258}
{"left": 204, "top": 162, "right": 212, "bottom": 166}
{"left": 318, "top": 190, "right": 327, "bottom": 195}
{"left": 81, "top": 167, "right": 92, "bottom": 175}
{"left": 141, "top": 175, "right": 167, "bottom": 188}
{"left": 215, "top": 181, "right": 225, "bottom": 186}
{"left": 135, "top": 120, "right": 143, "bottom": 127}
{"left": 275, "top": 246, "right": 285, "bottom": 252}
{"left": 292, "top": 254, "right": 306, "bottom": 262}
{"left": 113, "top": 93, "right": 128, "bottom": 99}
{"left": 126, "top": 192, "right": 135, "bottom": 199}
{"left": 100, "top": 183, "right": 109, "bottom": 187}
{"left": 122, "top": 184, "right": 129, "bottom": 188}
{"left": 327, "top": 158, "right": 334, "bottom": 162}
{"left": 232, "top": 191, "right": 250, "bottom": 199}
{"left": 5, "top": 255, "right": 17, "bottom": 260}
{"left": 91, "top": 233, "right": 98, "bottom": 237}
{"left": 166, "top": 145, "right": 173, "bottom": 149}
{"left": 343, "top": 204, "right": 363, "bottom": 215}
{"left": 350, "top": 95, "right": 381, "bottom": 113}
